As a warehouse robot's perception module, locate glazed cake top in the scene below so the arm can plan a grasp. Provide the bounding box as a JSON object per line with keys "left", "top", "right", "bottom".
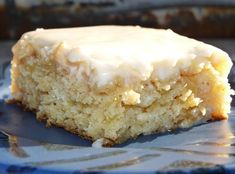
{"left": 14, "top": 26, "right": 232, "bottom": 87}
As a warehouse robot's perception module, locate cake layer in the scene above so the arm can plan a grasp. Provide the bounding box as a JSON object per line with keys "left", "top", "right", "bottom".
{"left": 11, "top": 26, "right": 233, "bottom": 146}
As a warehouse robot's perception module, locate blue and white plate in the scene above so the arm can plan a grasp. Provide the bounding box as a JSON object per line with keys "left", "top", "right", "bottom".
{"left": 1, "top": 62, "right": 235, "bottom": 174}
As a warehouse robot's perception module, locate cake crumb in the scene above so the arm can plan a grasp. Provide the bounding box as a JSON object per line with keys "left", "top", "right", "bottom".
{"left": 122, "top": 90, "right": 140, "bottom": 105}
{"left": 92, "top": 138, "right": 104, "bottom": 148}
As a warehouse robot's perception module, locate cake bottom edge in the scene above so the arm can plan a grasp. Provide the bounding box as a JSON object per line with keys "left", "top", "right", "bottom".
{"left": 6, "top": 99, "right": 119, "bottom": 147}
{"left": 5, "top": 99, "right": 226, "bottom": 147}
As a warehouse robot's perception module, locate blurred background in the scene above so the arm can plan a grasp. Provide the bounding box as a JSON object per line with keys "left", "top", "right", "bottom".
{"left": 1, "top": 0, "right": 235, "bottom": 40}
{"left": 0, "top": 0, "right": 235, "bottom": 104}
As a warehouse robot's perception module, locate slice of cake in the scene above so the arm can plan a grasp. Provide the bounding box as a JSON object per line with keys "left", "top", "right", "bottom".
{"left": 10, "top": 26, "right": 233, "bottom": 146}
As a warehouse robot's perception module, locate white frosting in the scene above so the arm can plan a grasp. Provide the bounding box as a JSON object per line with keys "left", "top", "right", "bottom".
{"left": 15, "top": 26, "right": 232, "bottom": 87}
